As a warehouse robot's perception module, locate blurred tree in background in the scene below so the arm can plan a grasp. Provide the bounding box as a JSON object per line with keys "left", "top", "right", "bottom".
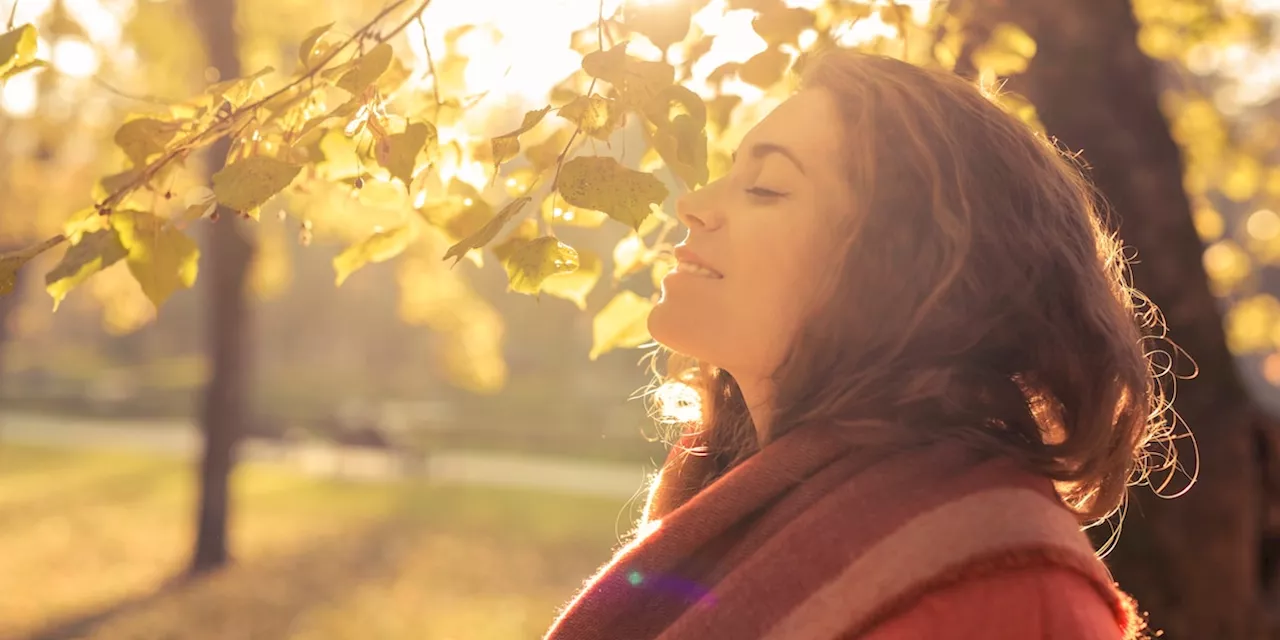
{"left": 4, "top": 0, "right": 1280, "bottom": 637}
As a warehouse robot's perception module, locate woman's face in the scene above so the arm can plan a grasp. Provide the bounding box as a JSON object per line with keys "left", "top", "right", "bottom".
{"left": 648, "top": 88, "right": 851, "bottom": 383}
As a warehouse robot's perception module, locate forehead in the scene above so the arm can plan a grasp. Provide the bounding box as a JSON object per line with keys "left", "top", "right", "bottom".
{"left": 741, "top": 89, "right": 844, "bottom": 164}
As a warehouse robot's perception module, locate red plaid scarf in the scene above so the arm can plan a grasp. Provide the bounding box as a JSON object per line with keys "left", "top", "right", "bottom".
{"left": 545, "top": 424, "right": 1141, "bottom": 639}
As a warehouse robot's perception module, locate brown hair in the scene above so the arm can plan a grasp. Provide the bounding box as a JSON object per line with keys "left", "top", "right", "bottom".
{"left": 643, "top": 51, "right": 1181, "bottom": 527}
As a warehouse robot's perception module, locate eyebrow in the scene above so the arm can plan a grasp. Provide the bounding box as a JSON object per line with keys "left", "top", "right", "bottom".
{"left": 731, "top": 142, "right": 807, "bottom": 176}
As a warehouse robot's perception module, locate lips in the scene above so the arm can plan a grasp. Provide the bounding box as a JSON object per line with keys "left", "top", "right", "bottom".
{"left": 672, "top": 246, "right": 724, "bottom": 279}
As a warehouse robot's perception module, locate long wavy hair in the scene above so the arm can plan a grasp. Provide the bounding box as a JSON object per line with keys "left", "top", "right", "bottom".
{"left": 641, "top": 51, "right": 1183, "bottom": 528}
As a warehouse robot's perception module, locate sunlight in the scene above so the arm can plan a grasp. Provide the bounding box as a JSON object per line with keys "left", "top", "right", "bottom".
{"left": 52, "top": 37, "right": 101, "bottom": 78}
{"left": 1, "top": 71, "right": 39, "bottom": 118}
{"left": 653, "top": 380, "right": 702, "bottom": 424}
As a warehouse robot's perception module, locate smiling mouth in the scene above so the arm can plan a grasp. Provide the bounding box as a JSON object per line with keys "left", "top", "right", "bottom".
{"left": 674, "top": 260, "right": 724, "bottom": 279}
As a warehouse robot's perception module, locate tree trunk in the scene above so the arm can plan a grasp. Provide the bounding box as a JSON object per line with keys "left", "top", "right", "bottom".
{"left": 188, "top": 0, "right": 252, "bottom": 576}
{"left": 0, "top": 248, "right": 22, "bottom": 399}
{"left": 955, "top": 1, "right": 1266, "bottom": 637}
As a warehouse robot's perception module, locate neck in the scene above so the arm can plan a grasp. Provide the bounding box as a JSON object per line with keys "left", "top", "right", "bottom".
{"left": 732, "top": 374, "right": 775, "bottom": 444}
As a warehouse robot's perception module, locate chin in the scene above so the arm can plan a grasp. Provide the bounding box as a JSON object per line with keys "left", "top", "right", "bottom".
{"left": 647, "top": 293, "right": 709, "bottom": 360}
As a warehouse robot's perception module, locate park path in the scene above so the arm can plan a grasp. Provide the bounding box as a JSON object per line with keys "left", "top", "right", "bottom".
{"left": 0, "top": 412, "right": 653, "bottom": 500}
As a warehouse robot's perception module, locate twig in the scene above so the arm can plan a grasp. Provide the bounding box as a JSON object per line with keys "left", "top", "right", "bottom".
{"left": 97, "top": 0, "right": 432, "bottom": 212}
{"left": 416, "top": 14, "right": 442, "bottom": 105}
{"left": 11, "top": 0, "right": 436, "bottom": 268}
{"left": 6, "top": 0, "right": 18, "bottom": 32}
{"left": 92, "top": 76, "right": 172, "bottom": 106}
{"left": 549, "top": 0, "right": 606, "bottom": 193}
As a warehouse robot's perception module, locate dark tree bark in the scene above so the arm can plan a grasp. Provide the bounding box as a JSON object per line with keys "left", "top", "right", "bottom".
{"left": 188, "top": 0, "right": 253, "bottom": 575}
{"left": 0, "top": 247, "right": 22, "bottom": 398}
{"left": 955, "top": 1, "right": 1267, "bottom": 637}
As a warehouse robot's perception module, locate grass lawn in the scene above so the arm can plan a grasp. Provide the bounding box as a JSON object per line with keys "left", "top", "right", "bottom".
{"left": 0, "top": 445, "right": 641, "bottom": 640}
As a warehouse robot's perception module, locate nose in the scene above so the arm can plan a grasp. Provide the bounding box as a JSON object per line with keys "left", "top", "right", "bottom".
{"left": 675, "top": 184, "right": 725, "bottom": 232}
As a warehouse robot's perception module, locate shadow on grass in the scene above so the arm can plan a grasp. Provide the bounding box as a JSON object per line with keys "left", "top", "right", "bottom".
{"left": 23, "top": 516, "right": 424, "bottom": 640}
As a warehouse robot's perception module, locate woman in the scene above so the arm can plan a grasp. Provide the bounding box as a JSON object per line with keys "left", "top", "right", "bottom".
{"left": 546, "top": 50, "right": 1173, "bottom": 639}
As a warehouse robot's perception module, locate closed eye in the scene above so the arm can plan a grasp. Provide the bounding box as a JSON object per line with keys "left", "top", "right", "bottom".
{"left": 746, "top": 187, "right": 788, "bottom": 199}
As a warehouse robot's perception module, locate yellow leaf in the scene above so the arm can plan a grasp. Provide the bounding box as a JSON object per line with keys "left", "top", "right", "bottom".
{"left": 376, "top": 121, "right": 436, "bottom": 191}
{"left": 0, "top": 236, "right": 66, "bottom": 297}
{"left": 337, "top": 43, "right": 394, "bottom": 94}
{"left": 971, "top": 23, "right": 1037, "bottom": 77}
{"left": 334, "top": 225, "right": 418, "bottom": 286}
{"left": 212, "top": 156, "right": 302, "bottom": 213}
{"left": 582, "top": 43, "right": 674, "bottom": 107}
{"left": 558, "top": 156, "right": 668, "bottom": 230}
{"left": 109, "top": 210, "right": 200, "bottom": 308}
{"left": 541, "top": 195, "right": 608, "bottom": 228}
{"left": 63, "top": 207, "right": 109, "bottom": 244}
{"left": 542, "top": 249, "right": 601, "bottom": 309}
{"left": 501, "top": 236, "right": 579, "bottom": 295}
{"left": 645, "top": 85, "right": 709, "bottom": 189}
{"left": 558, "top": 95, "right": 621, "bottom": 140}
{"left": 299, "top": 22, "right": 334, "bottom": 68}
{"left": 525, "top": 127, "right": 574, "bottom": 172}
{"left": 207, "top": 66, "right": 275, "bottom": 108}
{"left": 739, "top": 48, "right": 791, "bottom": 89}
{"left": 492, "top": 218, "right": 539, "bottom": 264}
{"left": 114, "top": 118, "right": 180, "bottom": 168}
{"left": 751, "top": 6, "right": 814, "bottom": 47}
{"left": 45, "top": 229, "right": 127, "bottom": 311}
{"left": 442, "top": 196, "right": 532, "bottom": 265}
{"left": 0, "top": 24, "right": 39, "bottom": 79}
{"left": 623, "top": 0, "right": 692, "bottom": 50}
{"left": 491, "top": 106, "right": 552, "bottom": 172}
{"left": 590, "top": 290, "right": 654, "bottom": 360}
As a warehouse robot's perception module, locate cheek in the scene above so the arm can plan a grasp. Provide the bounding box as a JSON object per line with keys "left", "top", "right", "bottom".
{"left": 730, "top": 226, "right": 826, "bottom": 336}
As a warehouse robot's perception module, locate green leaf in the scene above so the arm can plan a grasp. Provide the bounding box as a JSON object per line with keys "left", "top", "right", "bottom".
{"left": 558, "top": 156, "right": 668, "bottom": 230}
{"left": 333, "top": 225, "right": 417, "bottom": 286}
{"left": 299, "top": 22, "right": 334, "bottom": 68}
{"left": 0, "top": 24, "right": 39, "bottom": 79}
{"left": 375, "top": 121, "right": 436, "bottom": 191}
{"left": 740, "top": 47, "right": 791, "bottom": 88}
{"left": 558, "top": 95, "right": 621, "bottom": 140}
{"left": 337, "top": 43, "right": 394, "bottom": 94}
{"left": 491, "top": 106, "right": 552, "bottom": 172}
{"left": 0, "top": 236, "right": 65, "bottom": 297}
{"left": 590, "top": 290, "right": 653, "bottom": 360}
{"left": 442, "top": 196, "right": 532, "bottom": 265}
{"left": 501, "top": 236, "right": 579, "bottom": 295}
{"left": 752, "top": 6, "right": 814, "bottom": 46}
{"left": 971, "top": 23, "right": 1037, "bottom": 77}
{"left": 541, "top": 248, "right": 601, "bottom": 309}
{"left": 109, "top": 210, "right": 200, "bottom": 307}
{"left": 212, "top": 156, "right": 302, "bottom": 215}
{"left": 623, "top": 0, "right": 692, "bottom": 50}
{"left": 45, "top": 229, "right": 127, "bottom": 311}
{"left": 114, "top": 118, "right": 180, "bottom": 168}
